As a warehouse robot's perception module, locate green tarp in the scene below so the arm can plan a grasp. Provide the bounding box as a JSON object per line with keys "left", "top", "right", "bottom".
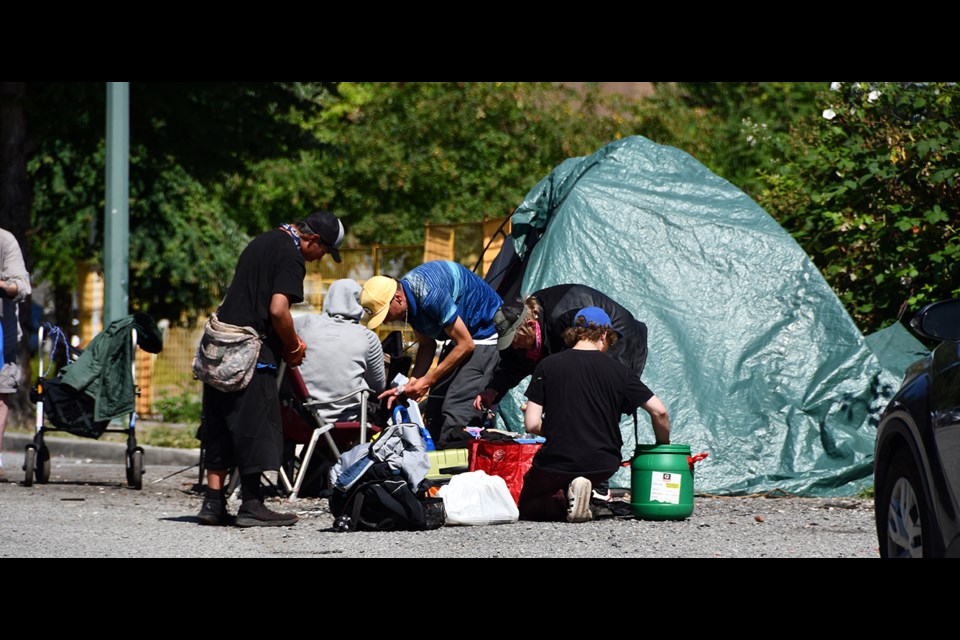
{"left": 494, "top": 135, "right": 927, "bottom": 496}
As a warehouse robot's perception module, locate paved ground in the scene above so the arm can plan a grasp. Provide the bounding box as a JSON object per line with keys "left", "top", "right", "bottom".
{"left": 0, "top": 434, "right": 880, "bottom": 559}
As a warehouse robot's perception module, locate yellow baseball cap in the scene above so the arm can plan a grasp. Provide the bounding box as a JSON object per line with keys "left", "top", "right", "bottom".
{"left": 360, "top": 276, "right": 398, "bottom": 330}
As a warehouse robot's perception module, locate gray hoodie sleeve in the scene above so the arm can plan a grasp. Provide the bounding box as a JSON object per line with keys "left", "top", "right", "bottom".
{"left": 364, "top": 329, "right": 386, "bottom": 393}
{"left": 0, "top": 229, "right": 30, "bottom": 302}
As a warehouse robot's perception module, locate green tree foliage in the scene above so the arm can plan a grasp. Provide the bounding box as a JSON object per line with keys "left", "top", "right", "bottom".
{"left": 29, "top": 140, "right": 248, "bottom": 324}
{"left": 756, "top": 82, "right": 960, "bottom": 332}
{"left": 303, "top": 82, "right": 638, "bottom": 245}
{"left": 634, "top": 82, "right": 826, "bottom": 199}
{"left": 25, "top": 82, "right": 321, "bottom": 325}
{"left": 27, "top": 81, "right": 954, "bottom": 338}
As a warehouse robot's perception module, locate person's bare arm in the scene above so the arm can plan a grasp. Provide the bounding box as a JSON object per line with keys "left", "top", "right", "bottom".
{"left": 642, "top": 395, "right": 671, "bottom": 445}
{"left": 417, "top": 317, "right": 474, "bottom": 390}
{"left": 270, "top": 293, "right": 305, "bottom": 367}
{"left": 379, "top": 329, "right": 439, "bottom": 406}
{"left": 524, "top": 400, "right": 544, "bottom": 436}
{"left": 409, "top": 329, "right": 439, "bottom": 379}
{"left": 384, "top": 319, "right": 474, "bottom": 406}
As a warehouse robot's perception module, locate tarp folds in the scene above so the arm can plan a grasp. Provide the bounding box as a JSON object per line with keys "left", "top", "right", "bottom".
{"left": 493, "top": 135, "right": 926, "bottom": 496}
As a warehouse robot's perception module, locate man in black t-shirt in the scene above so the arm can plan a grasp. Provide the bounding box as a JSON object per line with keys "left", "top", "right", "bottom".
{"left": 518, "top": 307, "right": 670, "bottom": 523}
{"left": 197, "top": 211, "right": 345, "bottom": 527}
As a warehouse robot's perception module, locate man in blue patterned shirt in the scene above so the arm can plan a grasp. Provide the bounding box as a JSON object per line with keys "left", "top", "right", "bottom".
{"left": 361, "top": 261, "right": 502, "bottom": 448}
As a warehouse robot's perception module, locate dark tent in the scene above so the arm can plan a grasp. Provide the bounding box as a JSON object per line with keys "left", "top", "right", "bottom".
{"left": 484, "top": 135, "right": 927, "bottom": 496}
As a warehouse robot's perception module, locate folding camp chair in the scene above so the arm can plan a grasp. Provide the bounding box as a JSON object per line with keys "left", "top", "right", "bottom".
{"left": 277, "top": 363, "right": 381, "bottom": 501}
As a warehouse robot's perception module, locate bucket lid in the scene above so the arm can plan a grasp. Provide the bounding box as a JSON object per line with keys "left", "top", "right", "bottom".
{"left": 635, "top": 443, "right": 691, "bottom": 454}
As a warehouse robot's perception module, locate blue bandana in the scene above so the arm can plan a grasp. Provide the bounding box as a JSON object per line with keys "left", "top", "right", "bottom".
{"left": 279, "top": 224, "right": 301, "bottom": 250}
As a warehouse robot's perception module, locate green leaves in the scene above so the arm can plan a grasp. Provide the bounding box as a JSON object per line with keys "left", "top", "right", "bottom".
{"left": 25, "top": 82, "right": 301, "bottom": 324}
{"left": 310, "top": 82, "right": 641, "bottom": 246}
{"left": 924, "top": 205, "right": 949, "bottom": 224}
{"left": 758, "top": 81, "right": 960, "bottom": 332}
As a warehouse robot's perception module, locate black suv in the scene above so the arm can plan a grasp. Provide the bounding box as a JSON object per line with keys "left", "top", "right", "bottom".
{"left": 874, "top": 298, "right": 960, "bottom": 557}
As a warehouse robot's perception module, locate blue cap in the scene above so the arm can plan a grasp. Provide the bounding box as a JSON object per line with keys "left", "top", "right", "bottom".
{"left": 574, "top": 306, "right": 622, "bottom": 337}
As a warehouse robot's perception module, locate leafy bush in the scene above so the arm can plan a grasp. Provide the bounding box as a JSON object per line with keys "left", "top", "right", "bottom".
{"left": 140, "top": 424, "right": 200, "bottom": 449}
{"left": 153, "top": 390, "right": 202, "bottom": 425}
{"left": 758, "top": 82, "right": 960, "bottom": 333}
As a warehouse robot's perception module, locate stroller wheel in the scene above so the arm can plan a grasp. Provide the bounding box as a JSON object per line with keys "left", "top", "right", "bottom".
{"left": 127, "top": 448, "right": 144, "bottom": 490}
{"left": 36, "top": 446, "right": 51, "bottom": 484}
{"left": 23, "top": 445, "right": 35, "bottom": 487}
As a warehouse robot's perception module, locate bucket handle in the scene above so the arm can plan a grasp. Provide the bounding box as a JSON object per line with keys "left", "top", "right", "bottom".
{"left": 687, "top": 453, "right": 709, "bottom": 470}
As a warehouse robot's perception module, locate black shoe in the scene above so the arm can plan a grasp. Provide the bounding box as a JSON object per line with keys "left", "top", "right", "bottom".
{"left": 196, "top": 498, "right": 232, "bottom": 526}
{"left": 589, "top": 498, "right": 615, "bottom": 519}
{"left": 235, "top": 499, "right": 298, "bottom": 528}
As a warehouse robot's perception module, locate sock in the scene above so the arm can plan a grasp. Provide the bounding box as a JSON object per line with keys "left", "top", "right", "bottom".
{"left": 205, "top": 485, "right": 224, "bottom": 503}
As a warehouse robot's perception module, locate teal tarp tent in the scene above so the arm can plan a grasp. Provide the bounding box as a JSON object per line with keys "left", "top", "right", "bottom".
{"left": 492, "top": 135, "right": 927, "bottom": 496}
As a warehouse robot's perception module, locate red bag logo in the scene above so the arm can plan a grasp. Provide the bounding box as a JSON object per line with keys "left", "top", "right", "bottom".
{"left": 493, "top": 449, "right": 507, "bottom": 462}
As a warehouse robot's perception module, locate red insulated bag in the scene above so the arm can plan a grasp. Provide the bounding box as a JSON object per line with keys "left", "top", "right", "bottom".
{"left": 468, "top": 439, "right": 542, "bottom": 505}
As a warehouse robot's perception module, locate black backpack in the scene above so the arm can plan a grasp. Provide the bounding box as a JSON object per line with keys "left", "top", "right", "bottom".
{"left": 329, "top": 462, "right": 444, "bottom": 532}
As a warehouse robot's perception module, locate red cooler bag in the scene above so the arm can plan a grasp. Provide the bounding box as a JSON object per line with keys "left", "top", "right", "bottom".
{"left": 468, "top": 440, "right": 542, "bottom": 505}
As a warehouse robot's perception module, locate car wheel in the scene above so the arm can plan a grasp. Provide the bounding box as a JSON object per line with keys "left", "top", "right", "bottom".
{"left": 879, "top": 450, "right": 936, "bottom": 558}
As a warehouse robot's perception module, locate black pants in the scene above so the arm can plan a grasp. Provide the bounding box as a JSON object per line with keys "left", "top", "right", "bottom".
{"left": 517, "top": 466, "right": 614, "bottom": 522}
{"left": 201, "top": 368, "right": 282, "bottom": 476}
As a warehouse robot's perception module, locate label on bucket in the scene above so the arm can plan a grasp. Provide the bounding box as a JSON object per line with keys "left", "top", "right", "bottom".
{"left": 649, "top": 471, "right": 682, "bottom": 504}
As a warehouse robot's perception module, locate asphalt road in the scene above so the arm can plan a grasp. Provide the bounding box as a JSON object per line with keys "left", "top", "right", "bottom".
{"left": 0, "top": 435, "right": 880, "bottom": 559}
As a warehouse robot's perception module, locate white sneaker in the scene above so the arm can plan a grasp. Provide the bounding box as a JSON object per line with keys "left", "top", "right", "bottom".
{"left": 567, "top": 477, "right": 593, "bottom": 523}
{"left": 591, "top": 488, "right": 612, "bottom": 502}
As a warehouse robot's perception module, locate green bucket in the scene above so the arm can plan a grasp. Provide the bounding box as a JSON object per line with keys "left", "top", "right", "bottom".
{"left": 630, "top": 444, "right": 708, "bottom": 521}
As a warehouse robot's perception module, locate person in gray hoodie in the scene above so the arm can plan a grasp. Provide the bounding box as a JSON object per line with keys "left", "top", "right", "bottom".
{"left": 295, "top": 279, "right": 386, "bottom": 426}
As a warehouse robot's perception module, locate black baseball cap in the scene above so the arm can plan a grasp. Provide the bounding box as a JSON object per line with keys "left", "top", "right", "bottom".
{"left": 300, "top": 211, "right": 345, "bottom": 263}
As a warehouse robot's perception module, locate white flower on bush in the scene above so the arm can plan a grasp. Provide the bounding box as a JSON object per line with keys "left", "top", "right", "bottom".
{"left": 823, "top": 108, "right": 837, "bottom": 120}
{"left": 830, "top": 82, "right": 842, "bottom": 91}
{"left": 867, "top": 90, "right": 881, "bottom": 103}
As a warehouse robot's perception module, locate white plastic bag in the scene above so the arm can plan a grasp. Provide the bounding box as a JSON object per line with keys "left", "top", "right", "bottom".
{"left": 438, "top": 470, "right": 519, "bottom": 526}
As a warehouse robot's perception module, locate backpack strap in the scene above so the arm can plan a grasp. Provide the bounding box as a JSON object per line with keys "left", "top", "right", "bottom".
{"left": 338, "top": 475, "right": 383, "bottom": 531}
{"left": 348, "top": 490, "right": 366, "bottom": 532}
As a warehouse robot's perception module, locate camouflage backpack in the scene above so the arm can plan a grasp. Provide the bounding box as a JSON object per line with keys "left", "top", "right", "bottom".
{"left": 192, "top": 312, "right": 263, "bottom": 392}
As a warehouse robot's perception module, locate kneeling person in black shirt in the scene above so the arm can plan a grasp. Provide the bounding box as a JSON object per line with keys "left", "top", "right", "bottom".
{"left": 518, "top": 307, "right": 670, "bottom": 523}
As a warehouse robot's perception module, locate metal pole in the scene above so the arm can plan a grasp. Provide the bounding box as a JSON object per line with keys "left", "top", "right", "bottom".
{"left": 104, "top": 81, "right": 130, "bottom": 326}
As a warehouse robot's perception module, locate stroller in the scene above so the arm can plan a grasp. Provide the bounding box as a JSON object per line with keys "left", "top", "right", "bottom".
{"left": 25, "top": 313, "right": 163, "bottom": 489}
